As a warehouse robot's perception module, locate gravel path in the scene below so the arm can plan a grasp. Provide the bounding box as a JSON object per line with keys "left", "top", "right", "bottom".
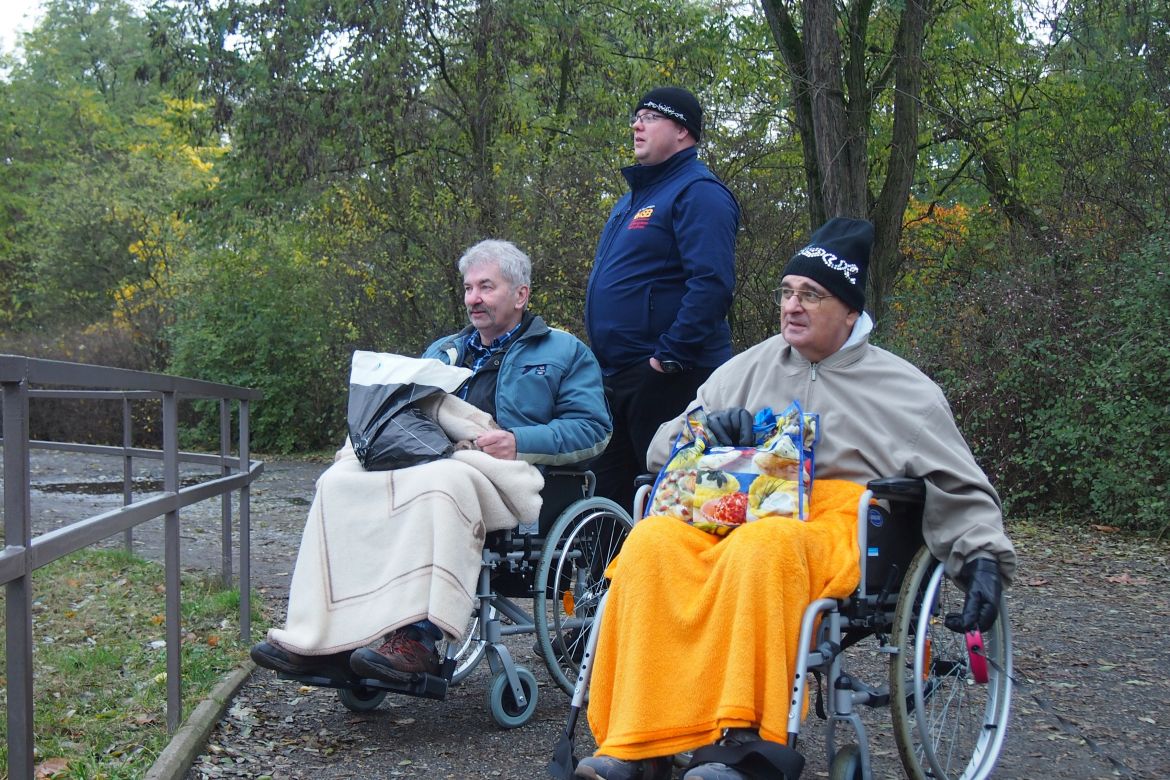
{"left": 16, "top": 448, "right": 1170, "bottom": 779}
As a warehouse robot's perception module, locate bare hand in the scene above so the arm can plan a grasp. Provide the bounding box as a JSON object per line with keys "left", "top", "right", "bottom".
{"left": 649, "top": 356, "right": 665, "bottom": 373}
{"left": 475, "top": 429, "right": 517, "bottom": 460}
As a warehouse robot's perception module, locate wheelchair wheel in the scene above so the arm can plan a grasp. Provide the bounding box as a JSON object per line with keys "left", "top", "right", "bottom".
{"left": 533, "top": 496, "right": 633, "bottom": 695}
{"left": 487, "top": 666, "right": 539, "bottom": 728}
{"left": 889, "top": 547, "right": 1013, "bottom": 780}
{"left": 338, "top": 685, "right": 388, "bottom": 712}
{"left": 442, "top": 606, "right": 492, "bottom": 685}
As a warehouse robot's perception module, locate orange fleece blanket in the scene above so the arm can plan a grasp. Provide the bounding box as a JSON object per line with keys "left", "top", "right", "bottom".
{"left": 586, "top": 479, "right": 864, "bottom": 760}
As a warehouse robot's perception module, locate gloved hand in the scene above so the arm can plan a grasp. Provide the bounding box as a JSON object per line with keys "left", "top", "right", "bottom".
{"left": 944, "top": 557, "right": 1002, "bottom": 633}
{"left": 706, "top": 408, "right": 755, "bottom": 447}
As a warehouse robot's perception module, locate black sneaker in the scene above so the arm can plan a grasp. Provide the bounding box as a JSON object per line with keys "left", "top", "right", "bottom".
{"left": 250, "top": 641, "right": 358, "bottom": 683}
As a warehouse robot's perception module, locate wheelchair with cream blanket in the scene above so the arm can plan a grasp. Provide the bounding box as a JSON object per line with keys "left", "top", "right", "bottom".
{"left": 552, "top": 477, "right": 1013, "bottom": 780}
{"left": 277, "top": 468, "right": 633, "bottom": 728}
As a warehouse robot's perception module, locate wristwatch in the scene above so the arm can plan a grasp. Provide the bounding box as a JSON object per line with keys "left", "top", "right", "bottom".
{"left": 659, "top": 359, "right": 683, "bottom": 374}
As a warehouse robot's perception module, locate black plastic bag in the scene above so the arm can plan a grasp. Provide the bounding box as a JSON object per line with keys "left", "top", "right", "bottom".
{"left": 347, "top": 382, "right": 454, "bottom": 471}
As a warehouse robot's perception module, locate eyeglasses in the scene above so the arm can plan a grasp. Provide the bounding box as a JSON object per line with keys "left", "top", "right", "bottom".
{"left": 773, "top": 286, "right": 834, "bottom": 308}
{"left": 629, "top": 111, "right": 668, "bottom": 127}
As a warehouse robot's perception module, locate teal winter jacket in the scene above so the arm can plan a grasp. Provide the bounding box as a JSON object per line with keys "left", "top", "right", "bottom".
{"left": 422, "top": 315, "right": 612, "bottom": 466}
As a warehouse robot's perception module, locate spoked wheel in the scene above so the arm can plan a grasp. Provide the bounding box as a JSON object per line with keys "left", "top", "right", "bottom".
{"left": 533, "top": 497, "right": 633, "bottom": 695}
{"left": 442, "top": 605, "right": 493, "bottom": 685}
{"left": 889, "top": 547, "right": 1013, "bottom": 780}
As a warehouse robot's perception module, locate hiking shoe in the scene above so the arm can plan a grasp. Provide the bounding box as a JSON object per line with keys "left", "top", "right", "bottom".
{"left": 574, "top": 755, "right": 673, "bottom": 780}
{"left": 681, "top": 762, "right": 747, "bottom": 780}
{"left": 249, "top": 641, "right": 357, "bottom": 683}
{"left": 349, "top": 629, "right": 440, "bottom": 683}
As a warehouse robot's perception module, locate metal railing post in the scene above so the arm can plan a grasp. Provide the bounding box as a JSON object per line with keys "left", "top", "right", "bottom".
{"left": 122, "top": 396, "right": 134, "bottom": 552}
{"left": 219, "top": 398, "right": 233, "bottom": 587}
{"left": 1, "top": 354, "right": 262, "bottom": 765}
{"left": 238, "top": 399, "right": 252, "bottom": 641}
{"left": 162, "top": 391, "right": 183, "bottom": 732}
{"left": 4, "top": 376, "right": 36, "bottom": 780}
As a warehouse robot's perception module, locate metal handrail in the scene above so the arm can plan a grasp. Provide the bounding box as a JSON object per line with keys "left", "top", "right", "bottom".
{"left": 1, "top": 354, "right": 263, "bottom": 780}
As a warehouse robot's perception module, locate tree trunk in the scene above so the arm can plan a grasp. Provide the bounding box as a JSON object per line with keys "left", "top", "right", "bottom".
{"left": 760, "top": 0, "right": 931, "bottom": 326}
{"left": 869, "top": 0, "right": 929, "bottom": 326}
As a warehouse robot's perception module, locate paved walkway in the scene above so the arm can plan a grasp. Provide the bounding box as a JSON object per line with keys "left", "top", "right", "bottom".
{"left": 19, "top": 449, "right": 1168, "bottom": 779}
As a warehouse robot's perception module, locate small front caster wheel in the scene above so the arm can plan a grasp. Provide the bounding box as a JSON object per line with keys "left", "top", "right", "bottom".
{"left": 487, "top": 666, "right": 539, "bottom": 728}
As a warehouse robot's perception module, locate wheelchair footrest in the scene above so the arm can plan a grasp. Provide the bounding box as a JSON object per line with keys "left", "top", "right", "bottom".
{"left": 353, "top": 672, "right": 450, "bottom": 700}
{"left": 277, "top": 670, "right": 450, "bottom": 701}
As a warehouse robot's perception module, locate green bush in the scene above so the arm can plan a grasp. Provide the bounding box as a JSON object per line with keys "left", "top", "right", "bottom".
{"left": 883, "top": 219, "right": 1170, "bottom": 531}
{"left": 168, "top": 224, "right": 353, "bottom": 452}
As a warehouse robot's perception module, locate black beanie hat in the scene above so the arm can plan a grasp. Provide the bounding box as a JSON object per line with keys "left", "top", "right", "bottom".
{"left": 635, "top": 87, "right": 703, "bottom": 142}
{"left": 781, "top": 217, "right": 874, "bottom": 312}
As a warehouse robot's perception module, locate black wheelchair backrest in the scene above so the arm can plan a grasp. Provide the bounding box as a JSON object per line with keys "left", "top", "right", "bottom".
{"left": 861, "top": 477, "right": 926, "bottom": 596}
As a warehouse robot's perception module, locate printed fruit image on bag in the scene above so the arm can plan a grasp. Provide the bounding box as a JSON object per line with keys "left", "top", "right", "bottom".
{"left": 647, "top": 402, "right": 819, "bottom": 536}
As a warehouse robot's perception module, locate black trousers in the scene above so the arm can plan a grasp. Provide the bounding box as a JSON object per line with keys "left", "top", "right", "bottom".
{"left": 592, "top": 361, "right": 713, "bottom": 515}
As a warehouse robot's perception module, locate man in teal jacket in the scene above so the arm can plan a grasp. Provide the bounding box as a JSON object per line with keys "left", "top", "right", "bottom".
{"left": 421, "top": 242, "right": 611, "bottom": 466}
{"left": 251, "top": 239, "right": 611, "bottom": 684}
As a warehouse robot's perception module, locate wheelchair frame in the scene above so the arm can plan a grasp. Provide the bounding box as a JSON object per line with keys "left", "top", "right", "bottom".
{"left": 271, "top": 468, "right": 635, "bottom": 729}
{"left": 553, "top": 477, "right": 1013, "bottom": 780}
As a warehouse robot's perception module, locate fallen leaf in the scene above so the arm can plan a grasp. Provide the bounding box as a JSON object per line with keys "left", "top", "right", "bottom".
{"left": 1025, "top": 577, "right": 1050, "bottom": 586}
{"left": 1105, "top": 573, "right": 1148, "bottom": 585}
{"left": 1091, "top": 524, "right": 1120, "bottom": 533}
{"left": 206, "top": 634, "right": 220, "bottom": 647}
{"left": 34, "top": 757, "right": 70, "bottom": 778}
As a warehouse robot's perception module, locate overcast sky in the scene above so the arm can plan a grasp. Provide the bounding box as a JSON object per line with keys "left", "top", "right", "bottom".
{"left": 0, "top": 0, "right": 44, "bottom": 57}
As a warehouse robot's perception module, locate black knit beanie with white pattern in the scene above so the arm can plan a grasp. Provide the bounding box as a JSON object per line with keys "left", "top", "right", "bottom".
{"left": 781, "top": 217, "right": 874, "bottom": 312}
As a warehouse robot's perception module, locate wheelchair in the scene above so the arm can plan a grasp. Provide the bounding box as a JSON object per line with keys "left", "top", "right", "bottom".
{"left": 553, "top": 476, "right": 1013, "bottom": 780}
{"left": 270, "top": 468, "right": 634, "bottom": 729}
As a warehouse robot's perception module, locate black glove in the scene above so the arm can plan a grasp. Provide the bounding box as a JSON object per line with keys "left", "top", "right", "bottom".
{"left": 706, "top": 408, "right": 755, "bottom": 447}
{"left": 944, "top": 557, "right": 1002, "bottom": 633}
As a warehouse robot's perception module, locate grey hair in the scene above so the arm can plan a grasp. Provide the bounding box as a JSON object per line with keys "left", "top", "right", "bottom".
{"left": 457, "top": 239, "right": 532, "bottom": 288}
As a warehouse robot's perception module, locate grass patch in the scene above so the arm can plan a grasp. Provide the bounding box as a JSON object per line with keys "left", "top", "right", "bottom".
{"left": 0, "top": 547, "right": 266, "bottom": 779}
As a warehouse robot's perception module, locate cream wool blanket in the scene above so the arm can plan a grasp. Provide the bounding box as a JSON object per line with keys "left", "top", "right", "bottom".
{"left": 268, "top": 393, "right": 544, "bottom": 655}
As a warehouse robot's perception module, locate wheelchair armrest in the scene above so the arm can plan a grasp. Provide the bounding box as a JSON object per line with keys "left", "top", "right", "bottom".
{"left": 634, "top": 473, "right": 657, "bottom": 489}
{"left": 543, "top": 465, "right": 593, "bottom": 477}
{"left": 866, "top": 476, "right": 925, "bottom": 504}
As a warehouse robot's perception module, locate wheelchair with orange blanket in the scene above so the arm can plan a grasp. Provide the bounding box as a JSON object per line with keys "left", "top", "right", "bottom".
{"left": 270, "top": 468, "right": 633, "bottom": 728}
{"left": 551, "top": 476, "right": 1013, "bottom": 780}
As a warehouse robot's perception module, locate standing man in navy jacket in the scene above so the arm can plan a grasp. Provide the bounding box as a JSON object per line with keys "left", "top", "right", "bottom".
{"left": 585, "top": 87, "right": 740, "bottom": 513}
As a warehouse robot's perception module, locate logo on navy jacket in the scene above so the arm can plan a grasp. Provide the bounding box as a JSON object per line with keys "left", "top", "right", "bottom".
{"left": 628, "top": 206, "right": 655, "bottom": 230}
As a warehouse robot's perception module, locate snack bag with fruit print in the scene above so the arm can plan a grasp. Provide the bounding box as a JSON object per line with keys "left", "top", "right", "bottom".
{"left": 646, "top": 403, "right": 819, "bottom": 536}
